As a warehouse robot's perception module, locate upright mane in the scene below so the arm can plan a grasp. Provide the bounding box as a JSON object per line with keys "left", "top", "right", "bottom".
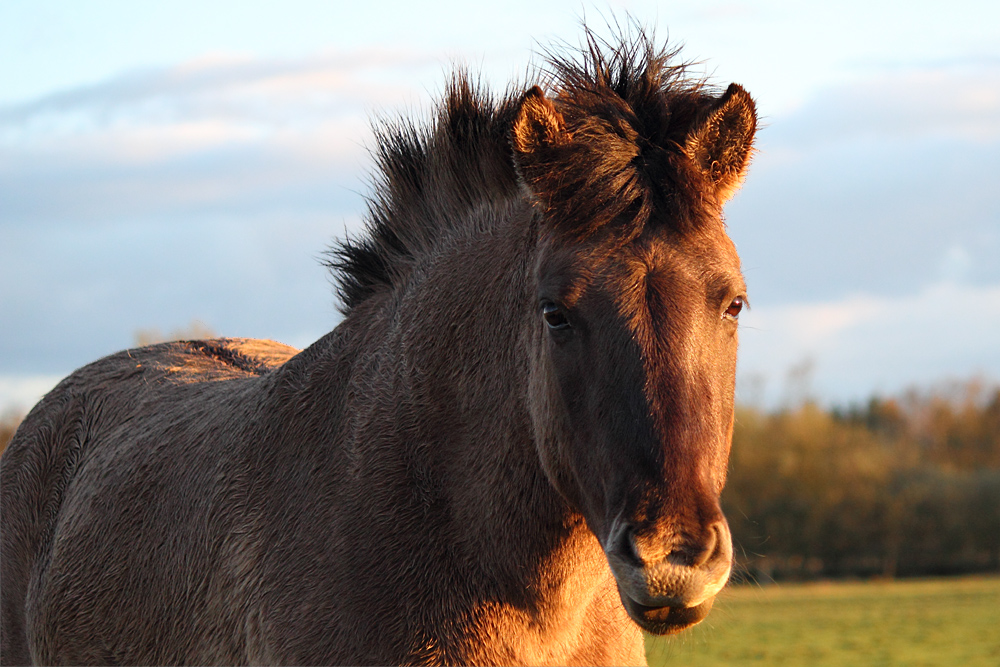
{"left": 329, "top": 29, "right": 729, "bottom": 313}
{"left": 328, "top": 75, "right": 523, "bottom": 313}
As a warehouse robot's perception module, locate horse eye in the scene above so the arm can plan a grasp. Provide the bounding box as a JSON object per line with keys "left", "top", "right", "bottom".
{"left": 724, "top": 297, "right": 744, "bottom": 321}
{"left": 542, "top": 302, "right": 571, "bottom": 330}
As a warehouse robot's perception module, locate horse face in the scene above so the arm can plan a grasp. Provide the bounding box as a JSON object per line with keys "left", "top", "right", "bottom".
{"left": 514, "top": 80, "right": 756, "bottom": 634}
{"left": 528, "top": 220, "right": 745, "bottom": 634}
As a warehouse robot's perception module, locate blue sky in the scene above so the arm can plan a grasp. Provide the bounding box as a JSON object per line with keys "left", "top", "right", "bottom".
{"left": 2, "top": 0, "right": 999, "bottom": 411}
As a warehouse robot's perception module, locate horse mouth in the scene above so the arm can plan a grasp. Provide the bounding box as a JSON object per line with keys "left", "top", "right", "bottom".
{"left": 618, "top": 590, "right": 715, "bottom": 635}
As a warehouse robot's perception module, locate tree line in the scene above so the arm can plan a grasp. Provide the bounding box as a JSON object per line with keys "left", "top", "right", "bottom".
{"left": 725, "top": 380, "right": 1000, "bottom": 581}
{"left": 2, "top": 379, "right": 998, "bottom": 580}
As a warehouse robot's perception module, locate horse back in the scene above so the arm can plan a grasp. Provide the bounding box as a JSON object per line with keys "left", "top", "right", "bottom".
{"left": 0, "top": 338, "right": 298, "bottom": 665}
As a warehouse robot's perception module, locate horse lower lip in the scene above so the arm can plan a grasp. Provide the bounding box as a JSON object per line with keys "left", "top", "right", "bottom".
{"left": 620, "top": 593, "right": 715, "bottom": 635}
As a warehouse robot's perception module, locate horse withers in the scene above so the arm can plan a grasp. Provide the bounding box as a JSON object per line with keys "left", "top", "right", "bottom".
{"left": 1, "top": 32, "right": 756, "bottom": 665}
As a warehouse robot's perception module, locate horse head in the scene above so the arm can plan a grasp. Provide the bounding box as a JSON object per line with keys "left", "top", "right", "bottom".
{"left": 513, "top": 63, "right": 756, "bottom": 634}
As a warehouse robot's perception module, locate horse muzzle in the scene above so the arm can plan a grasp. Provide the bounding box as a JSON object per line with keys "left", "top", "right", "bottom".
{"left": 604, "top": 517, "right": 733, "bottom": 635}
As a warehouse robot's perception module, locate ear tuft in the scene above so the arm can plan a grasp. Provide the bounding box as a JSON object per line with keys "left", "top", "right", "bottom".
{"left": 512, "top": 86, "right": 571, "bottom": 157}
{"left": 683, "top": 83, "right": 757, "bottom": 203}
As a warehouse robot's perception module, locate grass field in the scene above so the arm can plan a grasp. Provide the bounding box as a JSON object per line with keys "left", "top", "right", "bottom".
{"left": 645, "top": 575, "right": 1000, "bottom": 666}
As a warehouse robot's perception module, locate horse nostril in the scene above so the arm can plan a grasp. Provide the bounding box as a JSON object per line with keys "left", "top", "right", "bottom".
{"left": 692, "top": 523, "right": 720, "bottom": 568}
{"left": 614, "top": 524, "right": 643, "bottom": 566}
{"left": 699, "top": 521, "right": 733, "bottom": 571}
{"left": 665, "top": 522, "right": 728, "bottom": 569}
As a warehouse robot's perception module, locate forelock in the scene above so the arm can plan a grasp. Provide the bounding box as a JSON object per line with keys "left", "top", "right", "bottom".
{"left": 521, "top": 28, "right": 723, "bottom": 242}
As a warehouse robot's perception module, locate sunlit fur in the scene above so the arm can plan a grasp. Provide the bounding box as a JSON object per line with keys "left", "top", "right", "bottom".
{"left": 1, "top": 28, "right": 755, "bottom": 665}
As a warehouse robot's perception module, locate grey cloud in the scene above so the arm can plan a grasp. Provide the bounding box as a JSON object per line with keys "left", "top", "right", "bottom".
{"left": 770, "top": 59, "right": 1000, "bottom": 146}
{"left": 726, "top": 61, "right": 1000, "bottom": 307}
{"left": 0, "top": 211, "right": 346, "bottom": 376}
{"left": 0, "top": 142, "right": 368, "bottom": 225}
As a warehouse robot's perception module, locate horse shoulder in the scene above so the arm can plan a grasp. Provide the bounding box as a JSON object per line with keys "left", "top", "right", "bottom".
{"left": 1, "top": 337, "right": 300, "bottom": 664}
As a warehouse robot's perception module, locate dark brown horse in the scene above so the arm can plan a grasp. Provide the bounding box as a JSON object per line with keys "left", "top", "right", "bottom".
{"left": 1, "top": 32, "right": 756, "bottom": 666}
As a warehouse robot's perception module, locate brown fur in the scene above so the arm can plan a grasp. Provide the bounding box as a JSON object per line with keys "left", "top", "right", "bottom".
{"left": 1, "top": 29, "right": 756, "bottom": 666}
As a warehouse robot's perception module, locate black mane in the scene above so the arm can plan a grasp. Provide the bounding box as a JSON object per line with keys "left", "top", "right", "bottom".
{"left": 327, "top": 75, "right": 522, "bottom": 313}
{"left": 329, "top": 29, "right": 717, "bottom": 313}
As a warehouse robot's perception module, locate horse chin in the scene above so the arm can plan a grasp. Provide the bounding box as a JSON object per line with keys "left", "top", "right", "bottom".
{"left": 617, "top": 589, "right": 716, "bottom": 636}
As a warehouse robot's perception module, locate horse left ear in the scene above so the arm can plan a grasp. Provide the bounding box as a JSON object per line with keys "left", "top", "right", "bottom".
{"left": 511, "top": 87, "right": 572, "bottom": 204}
{"left": 683, "top": 83, "right": 757, "bottom": 203}
{"left": 512, "top": 86, "right": 570, "bottom": 156}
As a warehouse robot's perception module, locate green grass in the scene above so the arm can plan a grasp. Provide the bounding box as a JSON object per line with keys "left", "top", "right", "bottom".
{"left": 645, "top": 575, "right": 1000, "bottom": 666}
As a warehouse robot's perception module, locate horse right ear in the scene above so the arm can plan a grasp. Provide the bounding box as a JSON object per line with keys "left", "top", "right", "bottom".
{"left": 512, "top": 87, "right": 572, "bottom": 198}
{"left": 682, "top": 83, "right": 757, "bottom": 204}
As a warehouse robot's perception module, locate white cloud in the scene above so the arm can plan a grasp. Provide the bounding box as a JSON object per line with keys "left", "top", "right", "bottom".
{"left": 1, "top": 48, "right": 439, "bottom": 126}
{"left": 737, "top": 281, "right": 1000, "bottom": 407}
{"left": 0, "top": 50, "right": 447, "bottom": 224}
{"left": 0, "top": 375, "right": 64, "bottom": 414}
{"left": 762, "top": 296, "right": 882, "bottom": 348}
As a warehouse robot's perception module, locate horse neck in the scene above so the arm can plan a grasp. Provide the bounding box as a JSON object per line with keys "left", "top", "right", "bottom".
{"left": 346, "top": 199, "right": 609, "bottom": 606}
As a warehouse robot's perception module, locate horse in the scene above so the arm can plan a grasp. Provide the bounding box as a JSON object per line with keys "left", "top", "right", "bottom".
{"left": 1, "top": 31, "right": 757, "bottom": 665}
